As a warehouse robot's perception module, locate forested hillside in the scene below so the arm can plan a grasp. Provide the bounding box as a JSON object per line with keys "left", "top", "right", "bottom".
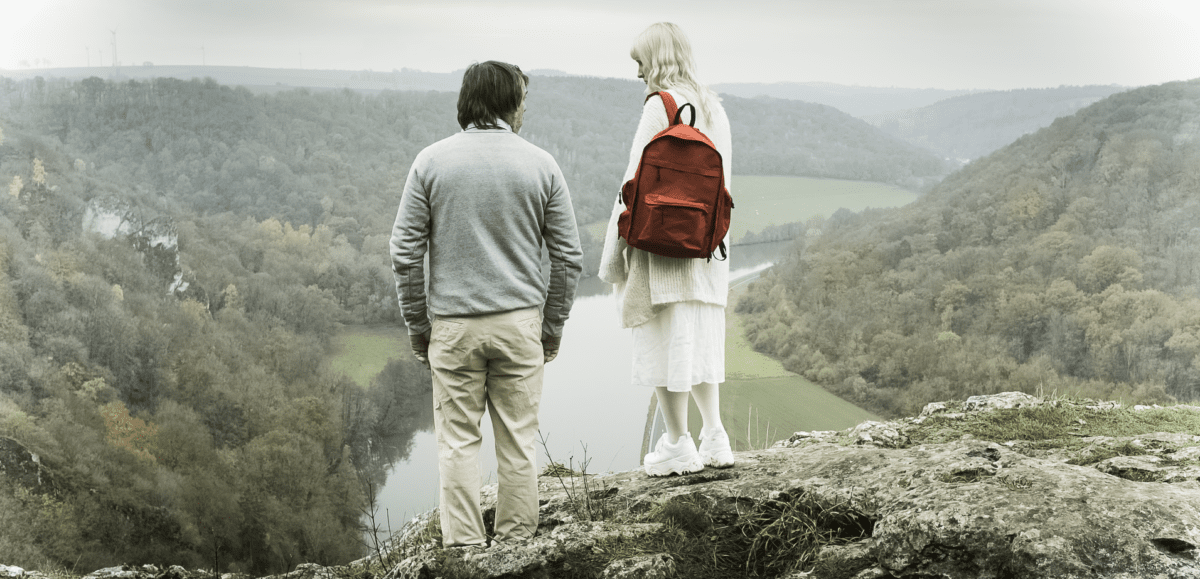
{"left": 738, "top": 79, "right": 1200, "bottom": 418}
{"left": 0, "top": 72, "right": 943, "bottom": 573}
{"left": 865, "top": 85, "right": 1128, "bottom": 163}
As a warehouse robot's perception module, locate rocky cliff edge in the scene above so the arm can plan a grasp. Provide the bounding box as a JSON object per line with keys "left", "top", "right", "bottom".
{"left": 7, "top": 392, "right": 1200, "bottom": 579}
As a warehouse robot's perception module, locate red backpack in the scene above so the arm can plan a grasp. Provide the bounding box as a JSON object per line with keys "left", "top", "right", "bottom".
{"left": 618, "top": 91, "right": 733, "bottom": 260}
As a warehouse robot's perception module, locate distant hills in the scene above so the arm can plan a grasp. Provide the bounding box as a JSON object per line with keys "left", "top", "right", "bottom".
{"left": 862, "top": 85, "right": 1130, "bottom": 163}
{"left": 0, "top": 70, "right": 947, "bottom": 224}
{"left": 4, "top": 65, "right": 982, "bottom": 117}
{"left": 4, "top": 65, "right": 1144, "bottom": 195}
{"left": 2, "top": 67, "right": 1125, "bottom": 167}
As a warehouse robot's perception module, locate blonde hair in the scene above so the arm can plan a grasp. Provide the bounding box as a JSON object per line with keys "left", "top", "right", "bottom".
{"left": 630, "top": 22, "right": 720, "bottom": 124}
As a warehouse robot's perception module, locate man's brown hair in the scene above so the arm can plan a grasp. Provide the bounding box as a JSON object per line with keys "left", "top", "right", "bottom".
{"left": 457, "top": 61, "right": 529, "bottom": 131}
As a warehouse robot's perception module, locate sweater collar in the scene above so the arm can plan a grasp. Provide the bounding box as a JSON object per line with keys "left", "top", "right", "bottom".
{"left": 464, "top": 119, "right": 513, "bottom": 133}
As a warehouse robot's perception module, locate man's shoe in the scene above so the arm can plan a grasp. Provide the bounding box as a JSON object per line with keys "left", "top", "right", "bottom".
{"left": 644, "top": 433, "right": 704, "bottom": 477}
{"left": 699, "top": 426, "right": 735, "bottom": 468}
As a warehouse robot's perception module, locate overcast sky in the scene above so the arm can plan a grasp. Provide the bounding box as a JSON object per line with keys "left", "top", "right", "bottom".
{"left": 2, "top": 0, "right": 1197, "bottom": 90}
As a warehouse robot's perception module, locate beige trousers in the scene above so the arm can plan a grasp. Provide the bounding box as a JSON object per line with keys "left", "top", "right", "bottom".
{"left": 429, "top": 306, "right": 544, "bottom": 546}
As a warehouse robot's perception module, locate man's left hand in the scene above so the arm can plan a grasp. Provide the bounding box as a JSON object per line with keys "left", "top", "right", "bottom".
{"left": 542, "top": 333, "right": 561, "bottom": 364}
{"left": 411, "top": 329, "right": 432, "bottom": 366}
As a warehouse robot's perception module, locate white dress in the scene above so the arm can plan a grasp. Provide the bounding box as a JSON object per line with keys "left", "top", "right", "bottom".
{"left": 631, "top": 300, "right": 725, "bottom": 391}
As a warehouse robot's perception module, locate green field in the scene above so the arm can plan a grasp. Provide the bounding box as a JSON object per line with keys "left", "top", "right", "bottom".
{"left": 329, "top": 324, "right": 411, "bottom": 387}
{"left": 728, "top": 175, "right": 917, "bottom": 241}
{"left": 585, "top": 175, "right": 917, "bottom": 242}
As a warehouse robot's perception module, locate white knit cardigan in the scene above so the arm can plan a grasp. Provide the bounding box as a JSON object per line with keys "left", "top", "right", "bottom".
{"left": 598, "top": 87, "right": 733, "bottom": 329}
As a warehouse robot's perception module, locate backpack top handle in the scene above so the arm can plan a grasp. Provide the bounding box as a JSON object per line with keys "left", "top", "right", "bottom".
{"left": 673, "top": 103, "right": 697, "bottom": 127}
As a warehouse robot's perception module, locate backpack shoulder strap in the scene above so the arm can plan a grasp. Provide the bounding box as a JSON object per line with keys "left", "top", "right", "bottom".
{"left": 645, "top": 91, "right": 678, "bottom": 125}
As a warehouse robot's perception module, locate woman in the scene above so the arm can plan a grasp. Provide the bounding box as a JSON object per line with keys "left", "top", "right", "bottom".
{"left": 599, "top": 22, "right": 734, "bottom": 476}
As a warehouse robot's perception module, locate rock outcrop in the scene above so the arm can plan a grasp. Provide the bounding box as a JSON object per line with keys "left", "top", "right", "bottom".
{"left": 381, "top": 392, "right": 1200, "bottom": 579}
{"left": 7, "top": 393, "right": 1200, "bottom": 579}
{"left": 0, "top": 436, "right": 57, "bottom": 495}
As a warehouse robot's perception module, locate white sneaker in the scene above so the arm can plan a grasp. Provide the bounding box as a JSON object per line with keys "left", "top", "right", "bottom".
{"left": 644, "top": 433, "right": 704, "bottom": 477}
{"left": 699, "top": 426, "right": 735, "bottom": 468}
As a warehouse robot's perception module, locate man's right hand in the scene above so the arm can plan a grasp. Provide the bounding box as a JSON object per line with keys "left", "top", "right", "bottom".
{"left": 542, "top": 333, "right": 561, "bottom": 364}
{"left": 411, "top": 329, "right": 432, "bottom": 366}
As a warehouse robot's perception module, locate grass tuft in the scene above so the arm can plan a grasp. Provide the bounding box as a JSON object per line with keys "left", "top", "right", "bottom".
{"left": 652, "top": 494, "right": 715, "bottom": 537}
{"left": 537, "top": 431, "right": 617, "bottom": 522}
{"left": 734, "top": 490, "right": 874, "bottom": 577}
{"left": 997, "top": 474, "right": 1035, "bottom": 490}
{"left": 634, "top": 491, "right": 875, "bottom": 578}
{"left": 1067, "top": 440, "right": 1155, "bottom": 466}
{"left": 936, "top": 469, "right": 994, "bottom": 484}
{"left": 1107, "top": 468, "right": 1166, "bottom": 483}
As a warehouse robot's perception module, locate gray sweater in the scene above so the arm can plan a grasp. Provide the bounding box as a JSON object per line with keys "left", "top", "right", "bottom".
{"left": 390, "top": 122, "right": 583, "bottom": 337}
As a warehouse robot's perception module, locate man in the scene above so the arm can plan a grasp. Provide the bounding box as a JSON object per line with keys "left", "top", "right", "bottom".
{"left": 390, "top": 61, "right": 582, "bottom": 547}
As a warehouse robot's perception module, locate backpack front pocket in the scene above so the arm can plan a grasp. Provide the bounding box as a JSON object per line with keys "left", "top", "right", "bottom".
{"left": 644, "top": 194, "right": 710, "bottom": 256}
